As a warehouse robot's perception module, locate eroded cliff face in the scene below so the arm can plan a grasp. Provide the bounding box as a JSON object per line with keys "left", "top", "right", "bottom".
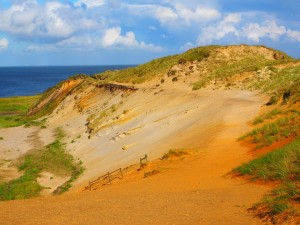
{"left": 97, "top": 84, "right": 138, "bottom": 93}
{"left": 28, "top": 78, "right": 85, "bottom": 116}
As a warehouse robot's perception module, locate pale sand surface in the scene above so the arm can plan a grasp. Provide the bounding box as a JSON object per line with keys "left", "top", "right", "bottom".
{"left": 0, "top": 86, "right": 270, "bottom": 224}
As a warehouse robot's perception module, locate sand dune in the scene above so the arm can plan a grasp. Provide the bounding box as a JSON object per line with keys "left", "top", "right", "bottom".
{"left": 0, "top": 80, "right": 271, "bottom": 224}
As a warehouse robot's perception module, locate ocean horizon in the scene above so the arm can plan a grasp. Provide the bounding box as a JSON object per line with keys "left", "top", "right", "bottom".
{"left": 0, "top": 65, "right": 135, "bottom": 98}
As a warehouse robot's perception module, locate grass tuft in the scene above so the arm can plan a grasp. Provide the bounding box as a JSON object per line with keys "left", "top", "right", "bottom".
{"left": 0, "top": 127, "right": 84, "bottom": 200}
{"left": 235, "top": 139, "right": 300, "bottom": 217}
{"left": 161, "top": 149, "right": 188, "bottom": 160}
{"left": 239, "top": 112, "right": 300, "bottom": 148}
{"left": 235, "top": 139, "right": 300, "bottom": 180}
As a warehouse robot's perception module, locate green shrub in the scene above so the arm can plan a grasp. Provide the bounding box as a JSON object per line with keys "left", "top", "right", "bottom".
{"left": 161, "top": 149, "right": 188, "bottom": 160}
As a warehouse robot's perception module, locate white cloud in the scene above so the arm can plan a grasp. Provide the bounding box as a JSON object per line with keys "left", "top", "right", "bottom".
{"left": 127, "top": 3, "right": 220, "bottom": 29}
{"left": 127, "top": 4, "right": 178, "bottom": 25}
{"left": 197, "top": 13, "right": 240, "bottom": 45}
{"left": 43, "top": 1, "right": 74, "bottom": 38}
{"left": 26, "top": 27, "right": 163, "bottom": 52}
{"left": 243, "top": 20, "right": 286, "bottom": 42}
{"left": 3, "top": 0, "right": 300, "bottom": 56}
{"left": 173, "top": 3, "right": 221, "bottom": 25}
{"left": 74, "top": 0, "right": 106, "bottom": 8}
{"left": 196, "top": 13, "right": 300, "bottom": 46}
{"left": 101, "top": 27, "right": 163, "bottom": 51}
{"left": 180, "top": 42, "right": 194, "bottom": 51}
{"left": 223, "top": 13, "right": 241, "bottom": 24}
{"left": 287, "top": 30, "right": 300, "bottom": 42}
{"left": 0, "top": 0, "right": 103, "bottom": 40}
{"left": 0, "top": 38, "right": 9, "bottom": 50}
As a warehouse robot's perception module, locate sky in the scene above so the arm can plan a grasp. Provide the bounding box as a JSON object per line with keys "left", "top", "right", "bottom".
{"left": 0, "top": 0, "right": 300, "bottom": 66}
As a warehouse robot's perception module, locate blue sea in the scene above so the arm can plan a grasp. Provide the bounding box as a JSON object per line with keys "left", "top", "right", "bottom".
{"left": 0, "top": 65, "right": 134, "bottom": 98}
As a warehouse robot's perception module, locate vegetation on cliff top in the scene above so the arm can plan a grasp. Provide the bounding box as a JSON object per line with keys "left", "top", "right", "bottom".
{"left": 28, "top": 44, "right": 295, "bottom": 118}
{"left": 91, "top": 45, "right": 215, "bottom": 83}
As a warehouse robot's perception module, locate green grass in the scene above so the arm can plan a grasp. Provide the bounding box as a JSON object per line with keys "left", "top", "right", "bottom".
{"left": 0, "top": 128, "right": 84, "bottom": 200}
{"left": 0, "top": 95, "right": 40, "bottom": 113}
{"left": 0, "top": 95, "right": 40, "bottom": 128}
{"left": 161, "top": 149, "right": 188, "bottom": 160}
{"left": 254, "top": 65, "right": 300, "bottom": 93}
{"left": 28, "top": 74, "right": 87, "bottom": 117}
{"left": 261, "top": 182, "right": 299, "bottom": 214}
{"left": 235, "top": 139, "right": 300, "bottom": 180}
{"left": 252, "top": 109, "right": 283, "bottom": 125}
{"left": 24, "top": 45, "right": 297, "bottom": 117}
{"left": 111, "top": 45, "right": 293, "bottom": 90}
{"left": 239, "top": 112, "right": 300, "bottom": 148}
{"left": 92, "top": 46, "right": 217, "bottom": 84}
{"left": 249, "top": 65, "right": 300, "bottom": 106}
{"left": 192, "top": 48, "right": 292, "bottom": 90}
{"left": 0, "top": 169, "right": 42, "bottom": 200}
{"left": 235, "top": 140, "right": 300, "bottom": 217}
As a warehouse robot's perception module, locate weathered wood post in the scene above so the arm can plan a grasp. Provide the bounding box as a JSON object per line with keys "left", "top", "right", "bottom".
{"left": 120, "top": 168, "right": 123, "bottom": 179}
{"left": 140, "top": 154, "right": 148, "bottom": 166}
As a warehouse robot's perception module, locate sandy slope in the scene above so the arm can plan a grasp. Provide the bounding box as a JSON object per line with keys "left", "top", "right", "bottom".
{"left": 0, "top": 83, "right": 271, "bottom": 224}
{"left": 45, "top": 85, "right": 268, "bottom": 188}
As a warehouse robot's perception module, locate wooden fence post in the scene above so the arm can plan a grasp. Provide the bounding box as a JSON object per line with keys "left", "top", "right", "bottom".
{"left": 107, "top": 172, "right": 111, "bottom": 184}
{"left": 140, "top": 154, "right": 148, "bottom": 166}
{"left": 120, "top": 168, "right": 123, "bottom": 178}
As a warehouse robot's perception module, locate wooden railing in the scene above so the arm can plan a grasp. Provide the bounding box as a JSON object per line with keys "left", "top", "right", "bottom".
{"left": 87, "top": 168, "right": 123, "bottom": 190}
{"left": 86, "top": 155, "right": 149, "bottom": 191}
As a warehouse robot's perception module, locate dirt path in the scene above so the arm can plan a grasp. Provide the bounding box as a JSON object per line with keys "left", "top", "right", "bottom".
{"left": 0, "top": 89, "right": 270, "bottom": 225}
{"left": 0, "top": 143, "right": 268, "bottom": 225}
{"left": 26, "top": 128, "right": 45, "bottom": 150}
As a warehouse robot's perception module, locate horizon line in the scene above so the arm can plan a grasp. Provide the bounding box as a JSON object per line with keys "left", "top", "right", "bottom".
{"left": 0, "top": 64, "right": 138, "bottom": 68}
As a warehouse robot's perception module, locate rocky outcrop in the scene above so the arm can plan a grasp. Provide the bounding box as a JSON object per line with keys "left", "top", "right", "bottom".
{"left": 273, "top": 52, "right": 285, "bottom": 60}
{"left": 97, "top": 84, "right": 138, "bottom": 93}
